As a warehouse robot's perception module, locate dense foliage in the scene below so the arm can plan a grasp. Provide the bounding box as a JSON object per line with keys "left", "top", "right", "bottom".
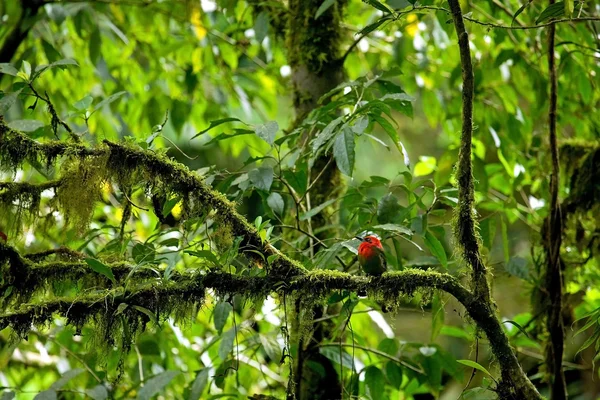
{"left": 0, "top": 0, "right": 599, "bottom": 399}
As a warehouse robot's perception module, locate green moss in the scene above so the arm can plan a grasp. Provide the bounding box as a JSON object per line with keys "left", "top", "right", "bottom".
{"left": 57, "top": 154, "right": 108, "bottom": 234}
{"left": 0, "top": 181, "right": 59, "bottom": 236}
{"left": 564, "top": 146, "right": 599, "bottom": 215}
{"left": 286, "top": 0, "right": 345, "bottom": 72}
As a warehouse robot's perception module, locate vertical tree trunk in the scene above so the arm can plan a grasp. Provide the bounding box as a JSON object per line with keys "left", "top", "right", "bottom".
{"left": 545, "top": 3, "right": 567, "bottom": 397}
{"left": 286, "top": 1, "right": 347, "bottom": 398}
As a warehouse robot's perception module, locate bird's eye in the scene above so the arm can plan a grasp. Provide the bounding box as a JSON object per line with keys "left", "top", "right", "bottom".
{"left": 365, "top": 238, "right": 371, "bottom": 242}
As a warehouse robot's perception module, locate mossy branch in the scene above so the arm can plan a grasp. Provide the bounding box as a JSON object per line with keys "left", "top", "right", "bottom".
{"left": 0, "top": 120, "right": 306, "bottom": 279}
{"left": 0, "top": 266, "right": 469, "bottom": 337}
{"left": 447, "top": 0, "right": 489, "bottom": 304}
{"left": 1, "top": 241, "right": 542, "bottom": 398}
{"left": 447, "top": 0, "right": 542, "bottom": 398}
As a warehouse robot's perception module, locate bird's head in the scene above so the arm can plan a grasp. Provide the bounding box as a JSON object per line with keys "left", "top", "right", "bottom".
{"left": 355, "top": 235, "right": 383, "bottom": 252}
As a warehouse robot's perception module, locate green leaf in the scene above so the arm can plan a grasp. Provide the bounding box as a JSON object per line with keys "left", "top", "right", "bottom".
{"left": 385, "top": 362, "right": 403, "bottom": 388}
{"left": 423, "top": 231, "right": 447, "bottom": 268}
{"left": 73, "top": 95, "right": 93, "bottom": 111}
{"left": 214, "top": 301, "right": 232, "bottom": 334}
{"left": 333, "top": 127, "right": 355, "bottom": 176}
{"left": 352, "top": 116, "right": 369, "bottom": 134}
{"left": 33, "top": 391, "right": 56, "bottom": 400}
{"left": 31, "top": 59, "right": 78, "bottom": 81}
{"left": 365, "top": 0, "right": 393, "bottom": 14}
{"left": 86, "top": 385, "right": 108, "bottom": 400}
{"left": 300, "top": 198, "right": 337, "bottom": 221}
{"left": 0, "top": 392, "right": 15, "bottom": 400}
{"left": 365, "top": 366, "right": 386, "bottom": 400}
{"left": 114, "top": 303, "right": 129, "bottom": 316}
{"left": 50, "top": 368, "right": 84, "bottom": 390}
{"left": 410, "top": 215, "right": 426, "bottom": 235}
{"left": 161, "top": 197, "right": 181, "bottom": 217}
{"left": 185, "top": 250, "right": 219, "bottom": 266}
{"left": 254, "top": 120, "right": 278, "bottom": 145}
{"left": 132, "top": 243, "right": 155, "bottom": 264}
{"left": 377, "top": 338, "right": 398, "bottom": 355}
{"left": 312, "top": 116, "right": 344, "bottom": 153}
{"left": 376, "top": 194, "right": 401, "bottom": 224}
{"left": 373, "top": 223, "right": 412, "bottom": 236}
{"left": 84, "top": 258, "right": 116, "bottom": 284}
{"left": 21, "top": 61, "right": 31, "bottom": 80}
{"left": 535, "top": 2, "right": 565, "bottom": 23}
{"left": 7, "top": 119, "right": 44, "bottom": 132}
{"left": 0, "top": 63, "right": 19, "bottom": 76}
{"left": 505, "top": 256, "right": 530, "bottom": 280}
{"left": 319, "top": 346, "right": 354, "bottom": 370}
{"left": 260, "top": 334, "right": 283, "bottom": 362}
{"left": 315, "top": 0, "right": 336, "bottom": 19}
{"left": 456, "top": 359, "right": 493, "bottom": 378}
{"left": 0, "top": 89, "right": 23, "bottom": 114}
{"left": 440, "top": 325, "right": 472, "bottom": 340}
{"left": 41, "top": 40, "right": 62, "bottom": 63}
{"left": 188, "top": 368, "right": 210, "bottom": 400}
{"left": 356, "top": 16, "right": 391, "bottom": 36}
{"left": 249, "top": 166, "right": 274, "bottom": 191}
{"left": 90, "top": 91, "right": 127, "bottom": 115}
{"left": 89, "top": 28, "right": 102, "bottom": 64}
{"left": 414, "top": 156, "right": 436, "bottom": 176}
{"left": 267, "top": 192, "right": 285, "bottom": 215}
{"left": 564, "top": 0, "right": 573, "bottom": 17}
{"left": 133, "top": 305, "right": 158, "bottom": 325}
{"left": 254, "top": 11, "right": 269, "bottom": 44}
{"left": 219, "top": 329, "right": 236, "bottom": 360}
{"left": 431, "top": 293, "right": 444, "bottom": 341}
{"left": 136, "top": 371, "right": 180, "bottom": 400}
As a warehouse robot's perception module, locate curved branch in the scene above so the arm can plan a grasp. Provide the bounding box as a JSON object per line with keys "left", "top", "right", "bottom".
{"left": 446, "top": 0, "right": 542, "bottom": 398}
{"left": 447, "top": 0, "right": 490, "bottom": 304}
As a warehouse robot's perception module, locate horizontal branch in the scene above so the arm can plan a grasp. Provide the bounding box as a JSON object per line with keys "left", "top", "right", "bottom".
{"left": 0, "top": 268, "right": 471, "bottom": 332}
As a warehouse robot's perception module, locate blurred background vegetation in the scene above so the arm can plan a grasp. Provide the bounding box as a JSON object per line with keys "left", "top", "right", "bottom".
{"left": 0, "top": 0, "right": 599, "bottom": 399}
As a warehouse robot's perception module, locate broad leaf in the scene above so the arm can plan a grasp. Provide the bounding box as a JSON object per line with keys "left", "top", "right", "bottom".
{"left": 214, "top": 301, "right": 232, "bottom": 334}
{"left": 255, "top": 120, "right": 278, "bottom": 146}
{"left": 84, "top": 258, "right": 116, "bottom": 284}
{"left": 333, "top": 128, "right": 355, "bottom": 176}
{"left": 188, "top": 368, "right": 210, "bottom": 400}
{"left": 136, "top": 371, "right": 180, "bottom": 400}
{"left": 249, "top": 166, "right": 274, "bottom": 191}
{"left": 423, "top": 231, "right": 447, "bottom": 268}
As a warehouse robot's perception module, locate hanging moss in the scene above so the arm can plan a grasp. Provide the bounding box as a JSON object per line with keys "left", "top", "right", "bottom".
{"left": 57, "top": 154, "right": 109, "bottom": 234}
{"left": 0, "top": 181, "right": 59, "bottom": 236}
{"left": 1, "top": 278, "right": 205, "bottom": 359}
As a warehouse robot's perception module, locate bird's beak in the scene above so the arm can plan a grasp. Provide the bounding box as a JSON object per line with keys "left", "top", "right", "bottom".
{"left": 354, "top": 236, "right": 363, "bottom": 241}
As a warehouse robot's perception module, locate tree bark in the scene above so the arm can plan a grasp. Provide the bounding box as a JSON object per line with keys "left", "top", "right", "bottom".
{"left": 285, "top": 1, "right": 347, "bottom": 398}
{"left": 544, "top": 1, "right": 567, "bottom": 398}
{"left": 0, "top": 0, "right": 44, "bottom": 63}
{"left": 446, "top": 0, "right": 543, "bottom": 398}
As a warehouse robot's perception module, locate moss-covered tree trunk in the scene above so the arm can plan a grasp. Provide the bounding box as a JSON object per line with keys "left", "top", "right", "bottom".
{"left": 286, "top": 1, "right": 347, "bottom": 398}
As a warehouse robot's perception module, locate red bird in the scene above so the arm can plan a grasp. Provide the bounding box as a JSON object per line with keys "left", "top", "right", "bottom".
{"left": 356, "top": 235, "right": 387, "bottom": 276}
